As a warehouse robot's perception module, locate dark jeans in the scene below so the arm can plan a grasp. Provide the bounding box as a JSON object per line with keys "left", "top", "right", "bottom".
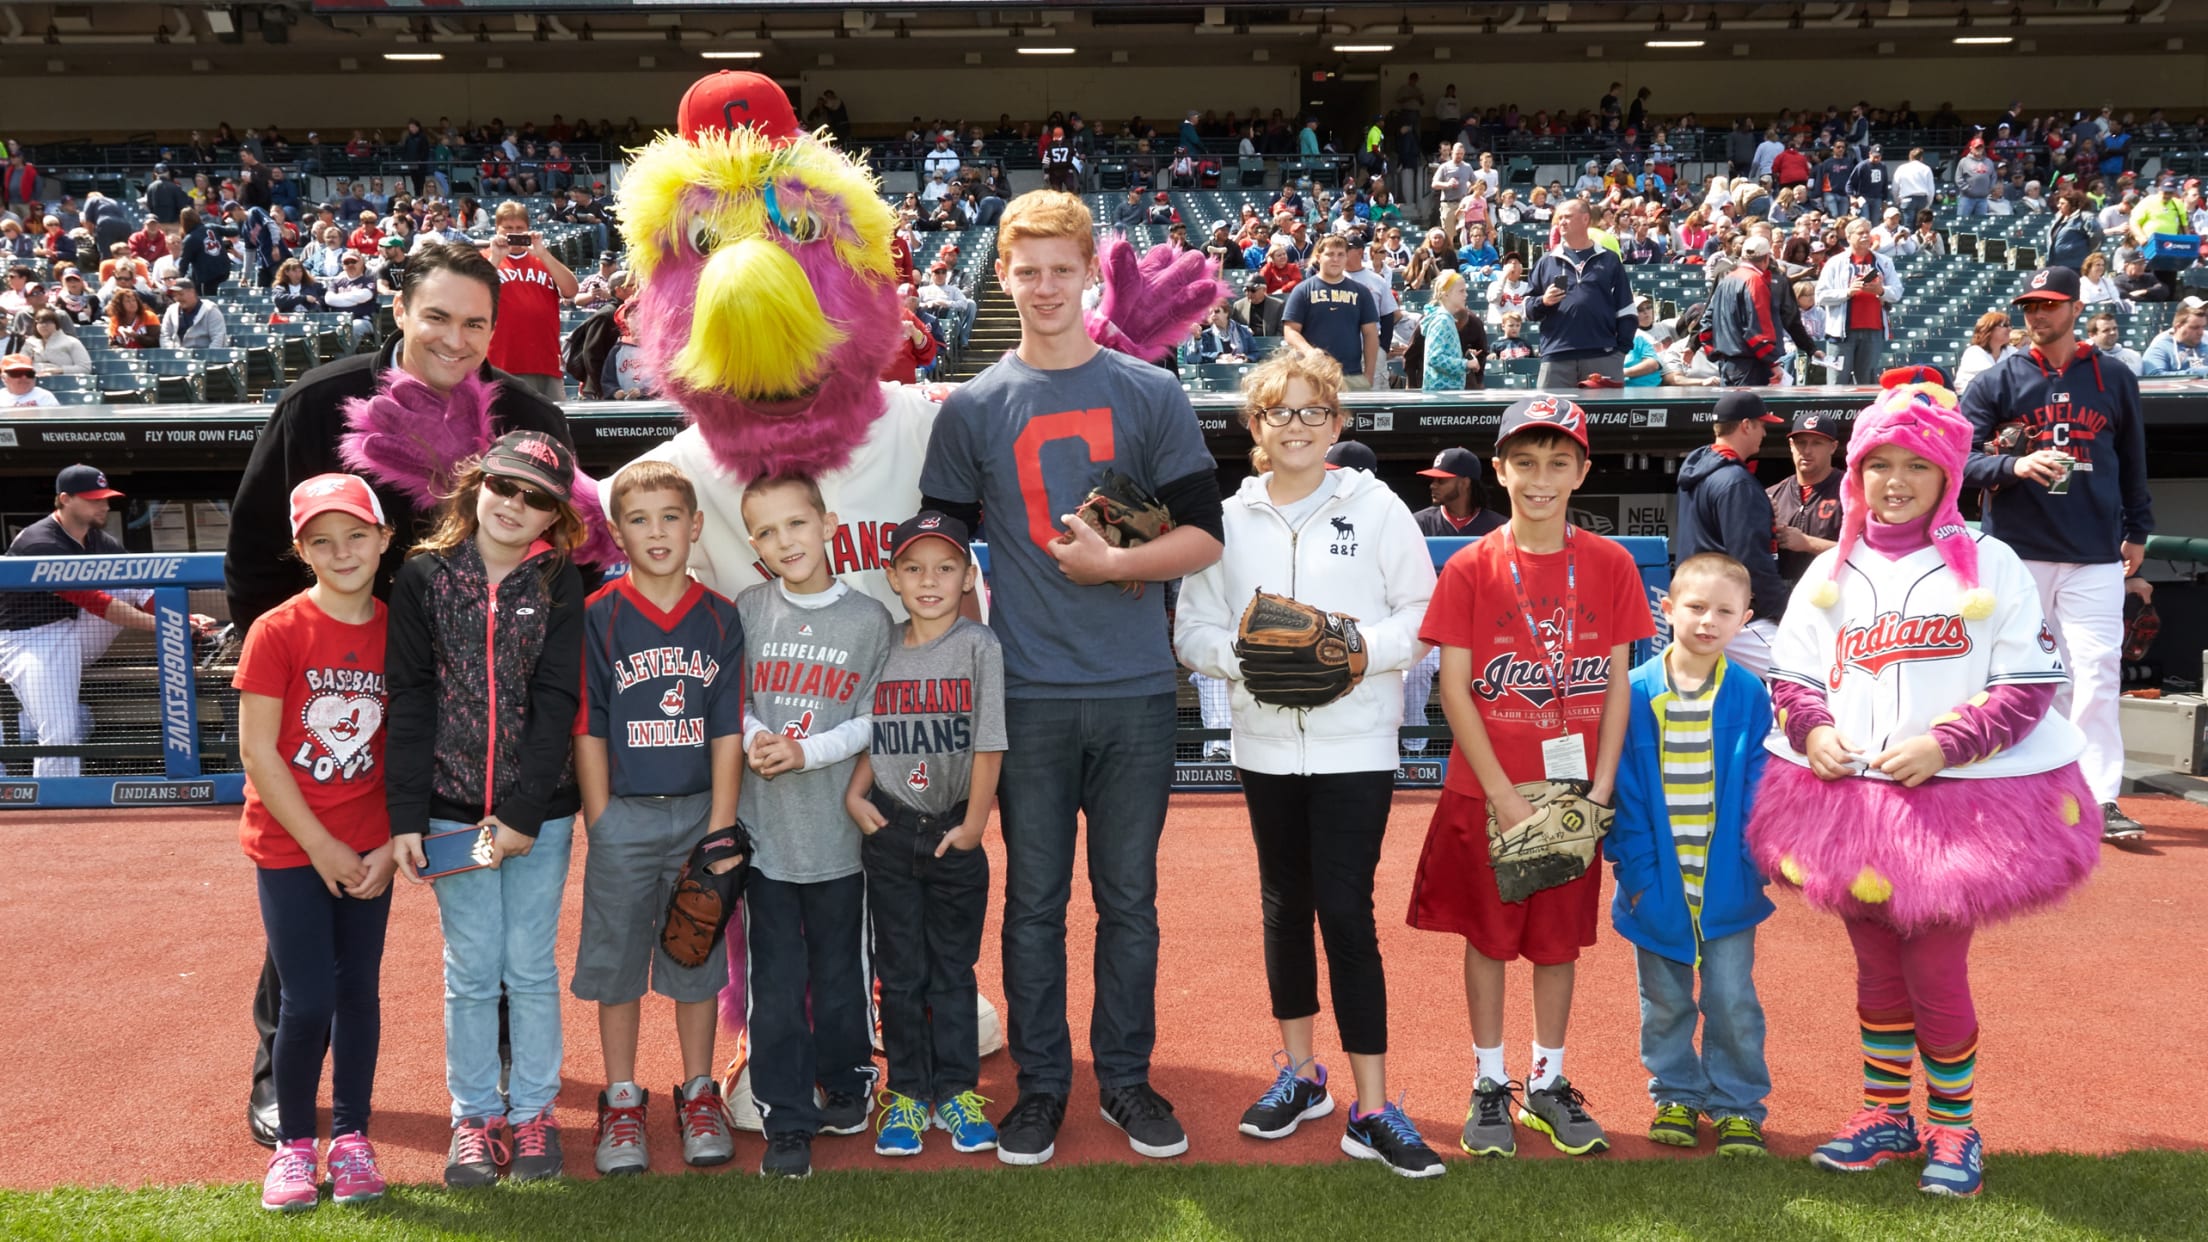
{"left": 1717, "top": 356, "right": 1775, "bottom": 387}
{"left": 997, "top": 693, "right": 1175, "bottom": 1095}
{"left": 744, "top": 871, "right": 873, "bottom": 1136}
{"left": 255, "top": 864, "right": 391, "bottom": 1141}
{"left": 863, "top": 792, "right": 988, "bottom": 1102}
{"left": 1239, "top": 769, "right": 1394, "bottom": 1055}
{"left": 1899, "top": 194, "right": 1930, "bottom": 224}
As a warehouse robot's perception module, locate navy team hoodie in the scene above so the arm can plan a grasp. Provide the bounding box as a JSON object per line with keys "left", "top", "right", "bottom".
{"left": 1960, "top": 343, "right": 2155, "bottom": 564}
{"left": 1672, "top": 445, "right": 1790, "bottom": 622}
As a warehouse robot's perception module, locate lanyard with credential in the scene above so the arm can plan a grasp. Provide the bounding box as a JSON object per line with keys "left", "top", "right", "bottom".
{"left": 1504, "top": 526, "right": 1577, "bottom": 737}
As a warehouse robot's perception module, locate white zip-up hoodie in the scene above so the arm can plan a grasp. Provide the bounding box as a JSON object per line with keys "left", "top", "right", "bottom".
{"left": 1175, "top": 467, "right": 1435, "bottom": 775}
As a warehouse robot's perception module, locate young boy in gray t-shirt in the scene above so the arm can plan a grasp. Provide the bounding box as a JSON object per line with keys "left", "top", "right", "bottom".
{"left": 732, "top": 476, "right": 893, "bottom": 1179}
{"left": 844, "top": 511, "right": 1007, "bottom": 1158}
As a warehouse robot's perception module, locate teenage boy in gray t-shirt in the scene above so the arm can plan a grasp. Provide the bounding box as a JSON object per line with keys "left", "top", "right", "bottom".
{"left": 844, "top": 512, "right": 1007, "bottom": 1159}
{"left": 731, "top": 475, "right": 892, "bottom": 1180}
{"left": 918, "top": 191, "right": 1225, "bottom": 1166}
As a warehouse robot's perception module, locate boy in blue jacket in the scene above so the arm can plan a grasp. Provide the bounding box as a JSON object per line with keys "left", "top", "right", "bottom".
{"left": 1608, "top": 552, "right": 1775, "bottom": 1157}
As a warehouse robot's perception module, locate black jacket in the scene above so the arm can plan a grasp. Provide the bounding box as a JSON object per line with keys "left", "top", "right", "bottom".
{"left": 385, "top": 539, "right": 583, "bottom": 838}
{"left": 224, "top": 335, "right": 572, "bottom": 631}
{"left": 1672, "top": 444, "right": 1789, "bottom": 621}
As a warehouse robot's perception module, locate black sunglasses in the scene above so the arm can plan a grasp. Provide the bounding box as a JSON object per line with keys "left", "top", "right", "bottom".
{"left": 484, "top": 474, "right": 559, "bottom": 511}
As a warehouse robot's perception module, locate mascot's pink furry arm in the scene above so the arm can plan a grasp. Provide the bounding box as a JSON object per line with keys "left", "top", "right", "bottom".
{"left": 611, "top": 71, "right": 1225, "bottom": 614}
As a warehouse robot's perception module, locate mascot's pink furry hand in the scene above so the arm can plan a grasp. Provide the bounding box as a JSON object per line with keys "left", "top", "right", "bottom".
{"left": 1086, "top": 236, "right": 1233, "bottom": 363}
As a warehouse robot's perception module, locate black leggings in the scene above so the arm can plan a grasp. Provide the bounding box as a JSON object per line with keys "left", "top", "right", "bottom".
{"left": 1238, "top": 768, "right": 1394, "bottom": 1055}
{"left": 255, "top": 864, "right": 390, "bottom": 1142}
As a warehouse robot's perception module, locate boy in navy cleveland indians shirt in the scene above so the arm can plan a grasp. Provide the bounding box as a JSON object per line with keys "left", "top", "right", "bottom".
{"left": 573, "top": 460, "right": 747, "bottom": 1176}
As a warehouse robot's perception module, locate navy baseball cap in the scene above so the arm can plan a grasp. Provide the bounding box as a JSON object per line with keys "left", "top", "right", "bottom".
{"left": 1418, "top": 446, "right": 1483, "bottom": 480}
{"left": 1495, "top": 394, "right": 1590, "bottom": 453}
{"left": 1789, "top": 411, "right": 1839, "bottom": 441}
{"left": 1713, "top": 389, "right": 1785, "bottom": 426}
{"left": 1324, "top": 440, "right": 1378, "bottom": 472}
{"left": 890, "top": 510, "right": 971, "bottom": 561}
{"left": 57, "top": 463, "right": 123, "bottom": 499}
{"left": 2014, "top": 265, "right": 2081, "bottom": 304}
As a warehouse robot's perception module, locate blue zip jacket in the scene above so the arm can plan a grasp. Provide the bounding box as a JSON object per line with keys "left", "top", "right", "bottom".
{"left": 1526, "top": 244, "right": 1637, "bottom": 358}
{"left": 1606, "top": 650, "right": 1774, "bottom": 966}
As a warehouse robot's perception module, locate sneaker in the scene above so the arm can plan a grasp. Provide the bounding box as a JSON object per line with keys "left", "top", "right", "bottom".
{"left": 1648, "top": 1102, "right": 1700, "bottom": 1148}
{"left": 874, "top": 1090, "right": 928, "bottom": 1157}
{"left": 819, "top": 1082, "right": 875, "bottom": 1136}
{"left": 760, "top": 1129, "right": 813, "bottom": 1179}
{"left": 995, "top": 1092, "right": 1068, "bottom": 1167}
{"left": 1100, "top": 1082, "right": 1190, "bottom": 1159}
{"left": 935, "top": 1091, "right": 999, "bottom": 1154}
{"left": 594, "top": 1088, "right": 649, "bottom": 1177}
{"left": 1810, "top": 1105, "right": 1923, "bottom": 1172}
{"left": 1919, "top": 1125, "right": 1985, "bottom": 1198}
{"left": 509, "top": 1107, "right": 564, "bottom": 1182}
{"left": 327, "top": 1132, "right": 387, "bottom": 1204}
{"left": 1203, "top": 743, "right": 1231, "bottom": 762}
{"left": 260, "top": 1139, "right": 318, "bottom": 1213}
{"left": 1342, "top": 1100, "right": 1447, "bottom": 1179}
{"left": 1520, "top": 1076, "right": 1610, "bottom": 1155}
{"left": 2102, "top": 803, "right": 2146, "bottom": 843}
{"left": 1460, "top": 1077, "right": 1519, "bottom": 1158}
{"left": 1238, "top": 1052, "right": 1335, "bottom": 1139}
{"left": 445, "top": 1115, "right": 511, "bottom": 1188}
{"left": 1713, "top": 1115, "right": 1768, "bottom": 1158}
{"left": 677, "top": 1077, "right": 736, "bottom": 1168}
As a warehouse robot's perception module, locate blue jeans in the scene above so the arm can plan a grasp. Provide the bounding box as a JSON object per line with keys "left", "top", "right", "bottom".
{"left": 997, "top": 693, "right": 1175, "bottom": 1095}
{"left": 1635, "top": 930, "right": 1770, "bottom": 1122}
{"left": 428, "top": 814, "right": 575, "bottom": 1122}
{"left": 1957, "top": 194, "right": 1989, "bottom": 218}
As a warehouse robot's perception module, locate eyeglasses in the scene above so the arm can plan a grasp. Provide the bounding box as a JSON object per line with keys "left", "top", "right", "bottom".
{"left": 484, "top": 474, "right": 559, "bottom": 511}
{"left": 1257, "top": 405, "right": 1337, "bottom": 427}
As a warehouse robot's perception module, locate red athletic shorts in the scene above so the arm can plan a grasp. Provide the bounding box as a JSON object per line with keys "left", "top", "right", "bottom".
{"left": 1406, "top": 787, "right": 1602, "bottom": 965}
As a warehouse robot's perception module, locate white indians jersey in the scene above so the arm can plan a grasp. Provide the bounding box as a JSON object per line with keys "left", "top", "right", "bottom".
{"left": 616, "top": 383, "right": 942, "bottom": 620}
{"left": 1763, "top": 530, "right": 2085, "bottom": 780}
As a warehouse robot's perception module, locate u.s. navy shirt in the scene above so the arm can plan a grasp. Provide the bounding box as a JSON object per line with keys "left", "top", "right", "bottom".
{"left": 579, "top": 576, "right": 746, "bottom": 798}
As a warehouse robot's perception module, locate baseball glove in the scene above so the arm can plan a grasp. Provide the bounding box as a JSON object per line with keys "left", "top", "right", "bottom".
{"left": 1066, "top": 469, "right": 1173, "bottom": 593}
{"left": 1233, "top": 590, "right": 1369, "bottom": 709}
{"left": 661, "top": 821, "right": 755, "bottom": 969}
{"left": 1486, "top": 779, "right": 1614, "bottom": 904}
{"left": 1983, "top": 420, "right": 2035, "bottom": 459}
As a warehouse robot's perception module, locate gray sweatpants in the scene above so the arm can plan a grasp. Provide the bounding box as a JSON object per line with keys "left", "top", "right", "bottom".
{"left": 1537, "top": 352, "right": 1625, "bottom": 389}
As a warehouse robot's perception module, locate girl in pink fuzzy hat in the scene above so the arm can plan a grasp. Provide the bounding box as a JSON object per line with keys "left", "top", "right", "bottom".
{"left": 1745, "top": 378, "right": 2101, "bottom": 1199}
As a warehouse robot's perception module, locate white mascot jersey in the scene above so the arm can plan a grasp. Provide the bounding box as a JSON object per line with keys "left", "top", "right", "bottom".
{"left": 1763, "top": 530, "right": 2084, "bottom": 780}
{"left": 613, "top": 383, "right": 941, "bottom": 619}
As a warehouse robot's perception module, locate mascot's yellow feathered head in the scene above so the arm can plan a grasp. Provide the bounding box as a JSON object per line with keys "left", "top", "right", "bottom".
{"left": 621, "top": 72, "right": 904, "bottom": 478}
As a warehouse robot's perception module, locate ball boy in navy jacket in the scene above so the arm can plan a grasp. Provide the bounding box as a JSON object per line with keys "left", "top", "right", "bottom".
{"left": 1608, "top": 553, "right": 1775, "bottom": 1157}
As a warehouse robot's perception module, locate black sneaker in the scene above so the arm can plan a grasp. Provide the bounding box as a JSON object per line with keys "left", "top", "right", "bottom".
{"left": 818, "top": 1085, "right": 874, "bottom": 1136}
{"left": 995, "top": 1092, "right": 1068, "bottom": 1167}
{"left": 1342, "top": 1101, "right": 1447, "bottom": 1179}
{"left": 2102, "top": 803, "right": 2146, "bottom": 843}
{"left": 1238, "top": 1052, "right": 1335, "bottom": 1139}
{"left": 1100, "top": 1082, "right": 1190, "bottom": 1159}
{"left": 444, "top": 1115, "right": 511, "bottom": 1189}
{"left": 759, "top": 1130, "right": 813, "bottom": 1179}
{"left": 508, "top": 1108, "right": 564, "bottom": 1182}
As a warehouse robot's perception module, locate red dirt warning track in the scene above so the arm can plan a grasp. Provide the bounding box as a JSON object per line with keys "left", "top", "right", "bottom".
{"left": 1, "top": 791, "right": 2202, "bottom": 1190}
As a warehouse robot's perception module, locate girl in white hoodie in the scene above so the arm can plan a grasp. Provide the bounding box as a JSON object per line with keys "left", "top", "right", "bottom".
{"left": 1174, "top": 350, "right": 1441, "bottom": 1178}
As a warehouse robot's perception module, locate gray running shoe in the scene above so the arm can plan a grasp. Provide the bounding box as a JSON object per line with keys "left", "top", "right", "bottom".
{"left": 1520, "top": 1076, "right": 1610, "bottom": 1155}
{"left": 593, "top": 1088, "right": 650, "bottom": 1177}
{"left": 1460, "top": 1077, "right": 1519, "bottom": 1158}
{"left": 676, "top": 1077, "right": 737, "bottom": 1167}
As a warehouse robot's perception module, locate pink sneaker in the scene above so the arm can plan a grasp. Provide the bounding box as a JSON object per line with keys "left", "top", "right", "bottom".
{"left": 328, "top": 1131, "right": 388, "bottom": 1204}
{"left": 260, "top": 1139, "right": 319, "bottom": 1213}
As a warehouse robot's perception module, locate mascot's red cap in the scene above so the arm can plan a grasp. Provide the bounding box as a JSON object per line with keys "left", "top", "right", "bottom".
{"left": 679, "top": 71, "right": 802, "bottom": 143}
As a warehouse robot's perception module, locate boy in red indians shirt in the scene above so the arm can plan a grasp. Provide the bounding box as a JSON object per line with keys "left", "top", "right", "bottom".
{"left": 1408, "top": 394, "right": 1654, "bottom": 1161}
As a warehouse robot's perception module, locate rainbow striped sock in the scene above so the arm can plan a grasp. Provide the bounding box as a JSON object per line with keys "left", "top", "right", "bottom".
{"left": 1923, "top": 1032, "right": 1980, "bottom": 1129}
{"left": 1860, "top": 1008, "right": 1916, "bottom": 1115}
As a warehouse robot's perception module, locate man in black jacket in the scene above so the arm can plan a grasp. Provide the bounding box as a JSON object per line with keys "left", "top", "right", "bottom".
{"left": 1671, "top": 389, "right": 1790, "bottom": 678}
{"left": 225, "top": 240, "right": 575, "bottom": 1147}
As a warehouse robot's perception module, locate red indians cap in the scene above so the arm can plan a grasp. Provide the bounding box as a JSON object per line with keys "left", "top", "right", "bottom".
{"left": 288, "top": 472, "right": 386, "bottom": 537}
{"left": 679, "top": 71, "right": 803, "bottom": 144}
{"left": 1495, "top": 394, "right": 1591, "bottom": 452}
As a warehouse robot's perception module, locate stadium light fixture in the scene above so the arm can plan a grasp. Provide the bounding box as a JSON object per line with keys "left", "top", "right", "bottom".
{"left": 1016, "top": 46, "right": 1077, "bottom": 54}
{"left": 701, "top": 50, "right": 764, "bottom": 59}
{"left": 384, "top": 52, "right": 444, "bottom": 61}
{"left": 1332, "top": 43, "right": 1395, "bottom": 52}
{"left": 1645, "top": 39, "right": 1705, "bottom": 47}
{"left": 1952, "top": 35, "right": 2014, "bottom": 44}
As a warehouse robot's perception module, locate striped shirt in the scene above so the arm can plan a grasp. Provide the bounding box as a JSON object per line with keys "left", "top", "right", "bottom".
{"left": 1657, "top": 659, "right": 1719, "bottom": 927}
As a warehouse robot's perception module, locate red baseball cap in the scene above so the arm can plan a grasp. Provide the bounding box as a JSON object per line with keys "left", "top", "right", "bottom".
{"left": 288, "top": 472, "right": 385, "bottom": 537}
{"left": 678, "top": 71, "right": 802, "bottom": 143}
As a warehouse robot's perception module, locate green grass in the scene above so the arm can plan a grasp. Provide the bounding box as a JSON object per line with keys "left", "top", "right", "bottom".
{"left": 6, "top": 1152, "right": 2205, "bottom": 1242}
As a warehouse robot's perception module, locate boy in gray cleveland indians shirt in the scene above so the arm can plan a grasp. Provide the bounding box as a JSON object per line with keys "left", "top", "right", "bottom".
{"left": 732, "top": 476, "right": 892, "bottom": 1178}
{"left": 846, "top": 512, "right": 1007, "bottom": 1158}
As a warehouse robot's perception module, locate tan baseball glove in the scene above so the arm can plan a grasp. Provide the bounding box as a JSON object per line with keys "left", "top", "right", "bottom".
{"left": 1486, "top": 779, "right": 1614, "bottom": 904}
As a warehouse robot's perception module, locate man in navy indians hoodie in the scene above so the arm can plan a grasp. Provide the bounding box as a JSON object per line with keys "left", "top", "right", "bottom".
{"left": 1672, "top": 390, "right": 1791, "bottom": 679}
